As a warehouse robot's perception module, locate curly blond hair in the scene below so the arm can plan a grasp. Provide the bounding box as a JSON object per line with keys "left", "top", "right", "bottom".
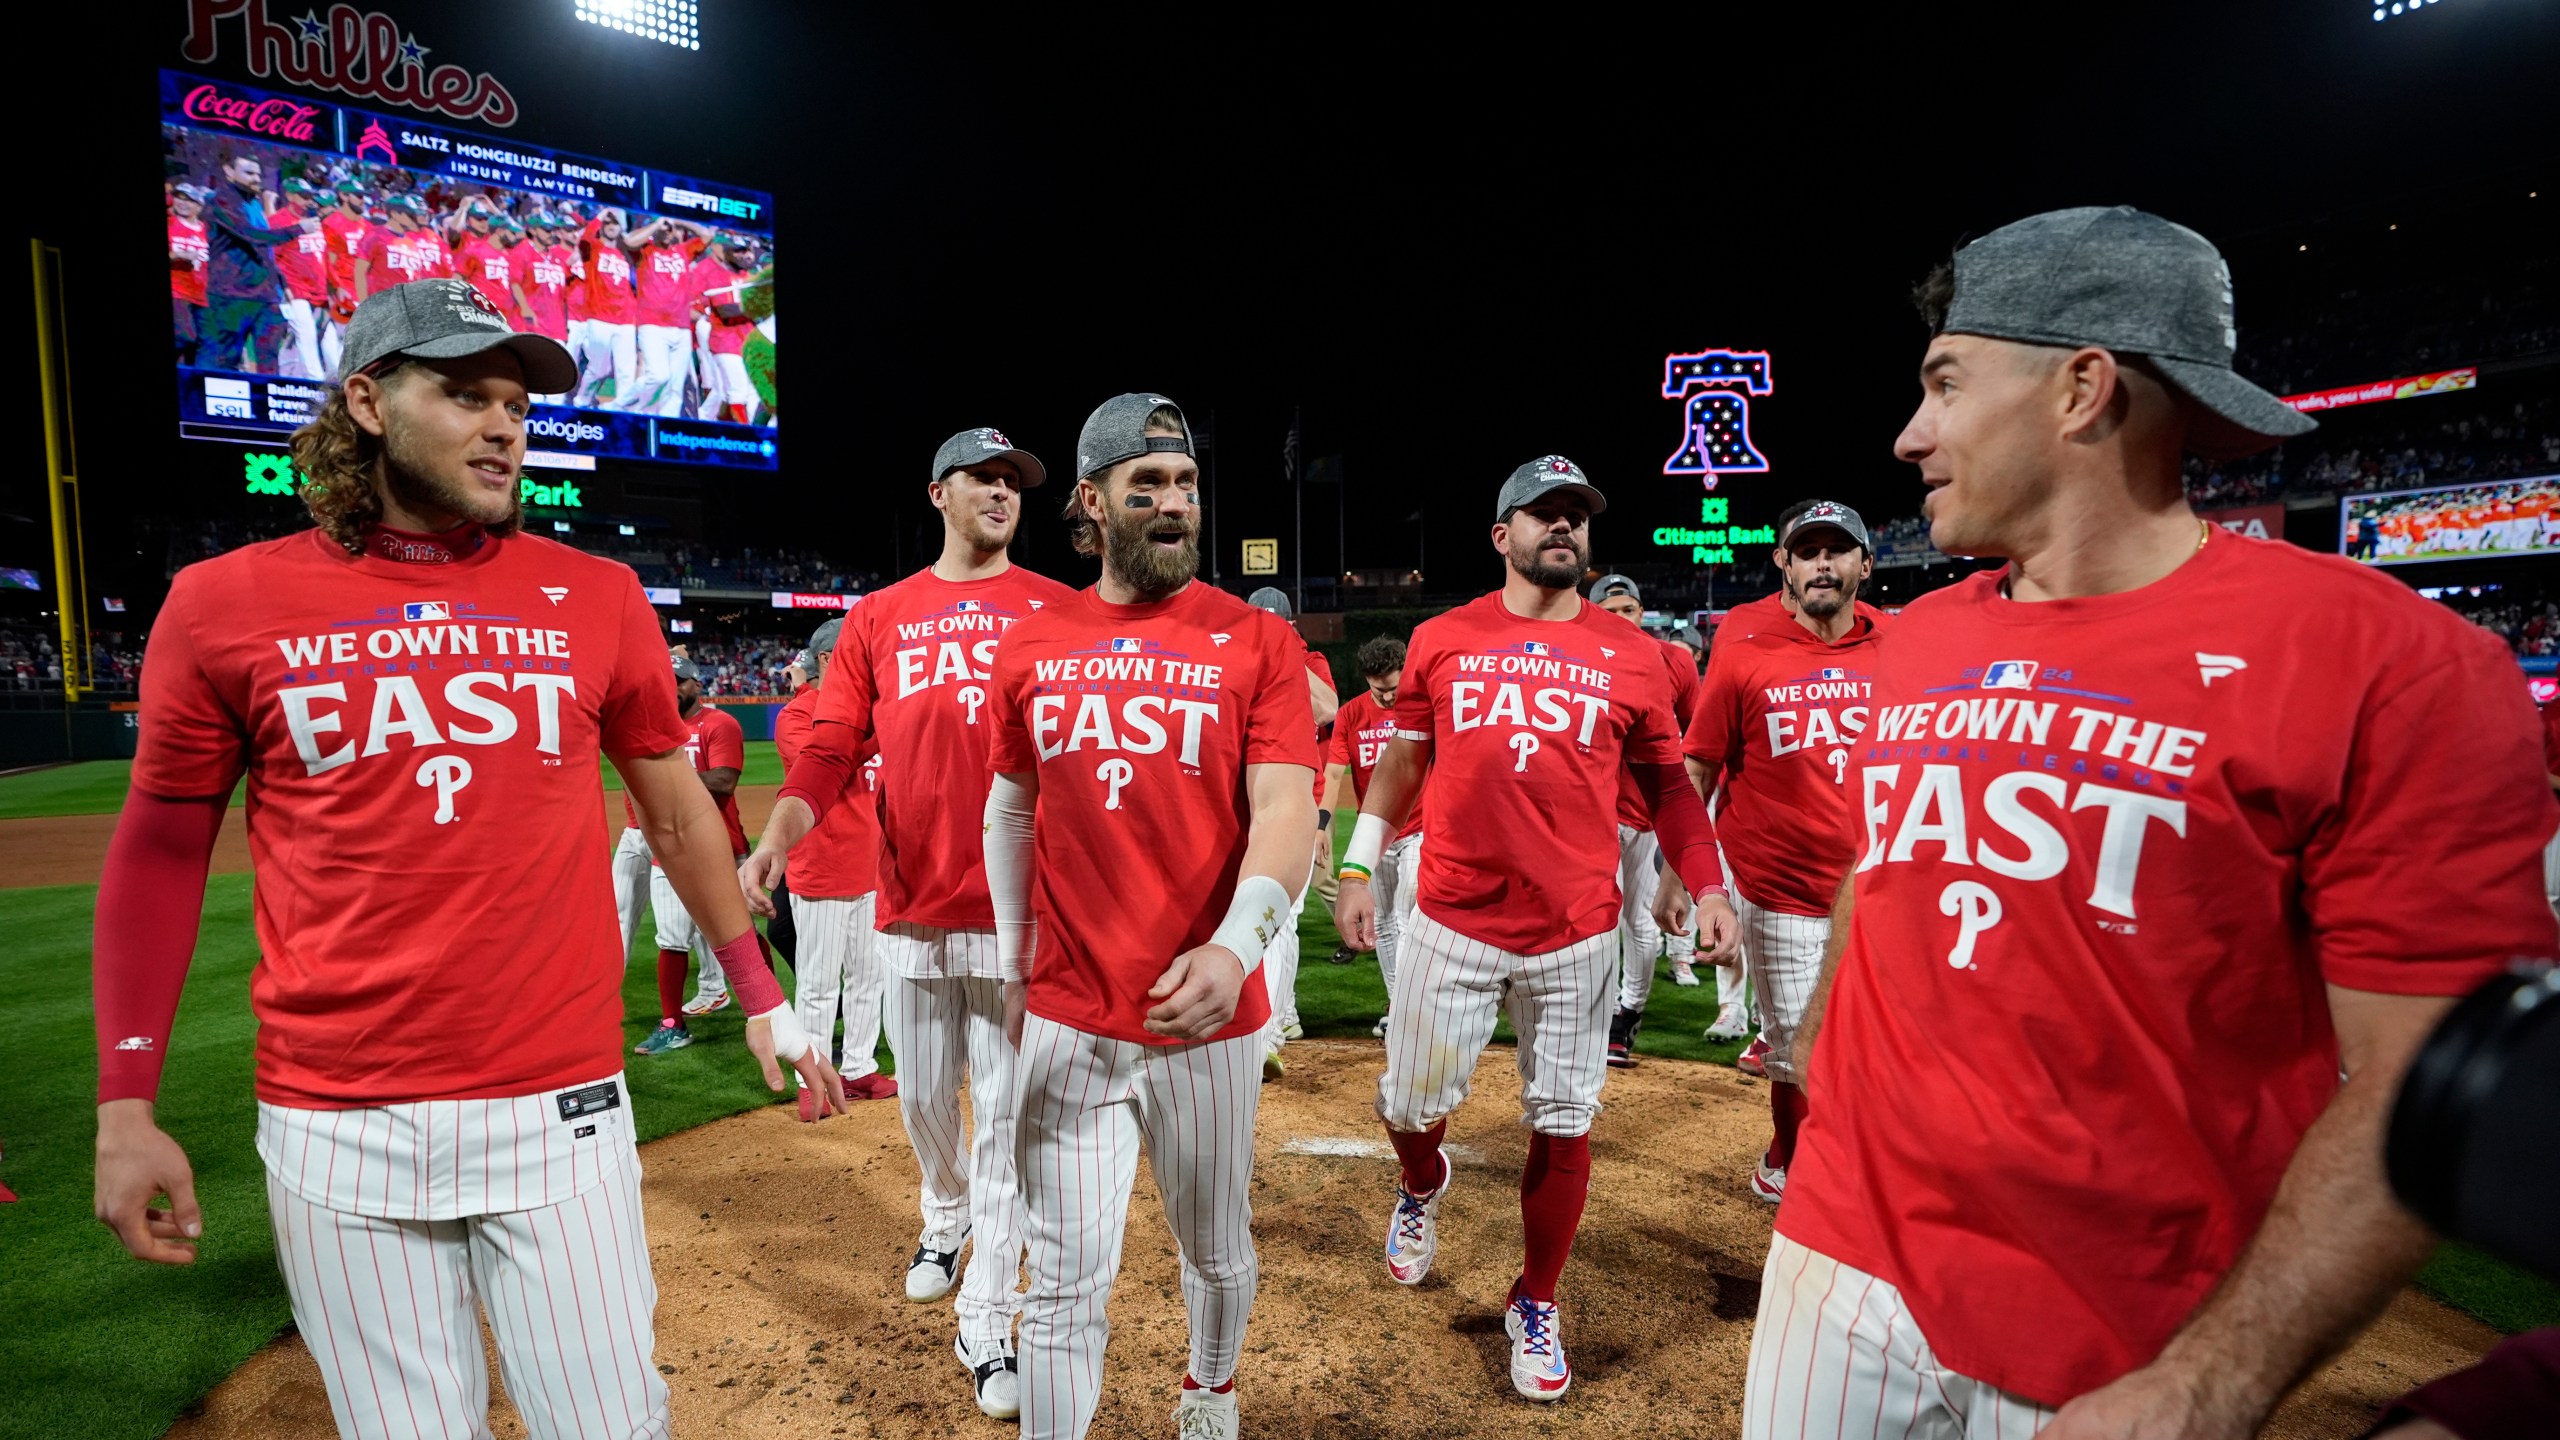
{"left": 289, "top": 371, "right": 521, "bottom": 553}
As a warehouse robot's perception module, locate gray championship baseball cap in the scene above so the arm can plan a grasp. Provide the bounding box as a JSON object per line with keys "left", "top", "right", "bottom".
{"left": 1245, "top": 587, "right": 1294, "bottom": 620}
{"left": 1076, "top": 393, "right": 1193, "bottom": 480}
{"left": 807, "top": 617, "right": 843, "bottom": 657}
{"left": 1939, "top": 206, "right": 2315, "bottom": 460}
{"left": 1495, "top": 455, "right": 1607, "bottom": 522}
{"left": 1781, "top": 500, "right": 1872, "bottom": 552}
{"left": 671, "top": 656, "right": 703, "bottom": 683}
{"left": 1590, "top": 574, "right": 1641, "bottom": 604}
{"left": 932, "top": 427, "right": 1048, "bottom": 488}
{"left": 337, "top": 277, "right": 578, "bottom": 392}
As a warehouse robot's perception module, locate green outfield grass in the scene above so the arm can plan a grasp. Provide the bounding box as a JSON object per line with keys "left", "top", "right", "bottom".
{"left": 0, "top": 761, "right": 249, "bottom": 819}
{"left": 1, "top": 805, "right": 2549, "bottom": 1437}
{"left": 0, "top": 742, "right": 784, "bottom": 820}
{"left": 0, "top": 868, "right": 883, "bottom": 1440}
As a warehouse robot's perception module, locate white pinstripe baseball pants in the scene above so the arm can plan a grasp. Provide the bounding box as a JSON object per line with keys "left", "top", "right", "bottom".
{"left": 878, "top": 926, "right": 1025, "bottom": 1349}
{"left": 1012, "top": 1014, "right": 1263, "bottom": 1440}
{"left": 1379, "top": 910, "right": 1616, "bottom": 1138}
{"left": 1736, "top": 889, "right": 1828, "bottom": 1086}
{"left": 1373, "top": 832, "right": 1423, "bottom": 997}
{"left": 1744, "top": 1232, "right": 2056, "bottom": 1440}
{"left": 611, "top": 827, "right": 651, "bottom": 956}
{"left": 1615, "top": 823, "right": 1664, "bottom": 1014}
{"left": 259, "top": 1080, "right": 666, "bottom": 1440}
{"left": 1262, "top": 857, "right": 1309, "bottom": 1050}
{"left": 791, "top": 892, "right": 883, "bottom": 1079}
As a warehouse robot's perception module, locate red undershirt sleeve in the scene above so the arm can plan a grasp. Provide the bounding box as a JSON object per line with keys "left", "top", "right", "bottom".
{"left": 1633, "top": 759, "right": 1727, "bottom": 902}
{"left": 93, "top": 790, "right": 230, "bottom": 1103}
{"left": 777, "top": 719, "right": 862, "bottom": 821}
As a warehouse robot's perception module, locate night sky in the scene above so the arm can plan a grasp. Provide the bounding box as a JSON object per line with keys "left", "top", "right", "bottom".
{"left": 17, "top": 2, "right": 2560, "bottom": 612}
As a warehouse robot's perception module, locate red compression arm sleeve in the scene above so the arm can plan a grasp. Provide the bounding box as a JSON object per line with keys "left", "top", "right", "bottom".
{"left": 94, "top": 791, "right": 229, "bottom": 1103}
{"left": 775, "top": 719, "right": 862, "bottom": 823}
{"left": 1633, "top": 759, "right": 1726, "bottom": 902}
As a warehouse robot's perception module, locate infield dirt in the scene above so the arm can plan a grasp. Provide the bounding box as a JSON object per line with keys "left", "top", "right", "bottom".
{"left": 164, "top": 1040, "right": 2489, "bottom": 1439}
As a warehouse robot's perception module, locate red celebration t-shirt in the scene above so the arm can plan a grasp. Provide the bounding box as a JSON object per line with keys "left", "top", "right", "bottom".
{"left": 322, "top": 211, "right": 371, "bottom": 302}
{"left": 582, "top": 223, "right": 637, "bottom": 325}
{"left": 520, "top": 243, "right": 572, "bottom": 341}
{"left": 170, "top": 216, "right": 210, "bottom": 305}
{"left": 1327, "top": 688, "right": 1425, "bottom": 840}
{"left": 1615, "top": 632, "right": 1702, "bottom": 831}
{"left": 447, "top": 232, "right": 521, "bottom": 326}
{"left": 688, "top": 253, "right": 756, "bottom": 354}
{"left": 1393, "top": 593, "right": 1688, "bottom": 954}
{"left": 1683, "top": 609, "right": 1885, "bottom": 916}
{"left": 133, "top": 529, "right": 690, "bottom": 1108}
{"left": 361, "top": 226, "right": 450, "bottom": 287}
{"left": 818, "top": 566, "right": 1080, "bottom": 928}
{"left": 268, "top": 209, "right": 330, "bottom": 304}
{"left": 1781, "top": 530, "right": 2560, "bottom": 1405}
{"left": 984, "top": 583, "right": 1318, "bottom": 1044}
{"left": 774, "top": 679, "right": 879, "bottom": 900}
{"left": 634, "top": 237, "right": 705, "bottom": 328}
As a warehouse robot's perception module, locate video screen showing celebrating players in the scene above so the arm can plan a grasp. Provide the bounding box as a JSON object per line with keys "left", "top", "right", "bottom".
{"left": 2339, "top": 474, "right": 2560, "bottom": 567}
{"left": 161, "top": 69, "right": 777, "bottom": 470}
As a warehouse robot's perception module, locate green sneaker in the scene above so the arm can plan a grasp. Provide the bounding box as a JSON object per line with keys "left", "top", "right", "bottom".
{"left": 634, "top": 1020, "right": 693, "bottom": 1056}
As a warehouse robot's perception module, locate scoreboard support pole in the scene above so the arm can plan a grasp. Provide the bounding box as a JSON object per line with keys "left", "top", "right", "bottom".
{"left": 31, "top": 238, "right": 94, "bottom": 707}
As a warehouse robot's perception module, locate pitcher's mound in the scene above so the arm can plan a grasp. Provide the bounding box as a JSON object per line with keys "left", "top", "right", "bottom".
{"left": 170, "top": 1040, "right": 2493, "bottom": 1438}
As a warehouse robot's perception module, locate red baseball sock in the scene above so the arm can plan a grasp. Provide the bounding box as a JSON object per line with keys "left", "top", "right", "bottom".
{"left": 656, "top": 949, "right": 688, "bottom": 1023}
{"left": 1517, "top": 1131, "right": 1591, "bottom": 1303}
{"left": 1768, "top": 1080, "right": 1809, "bottom": 1169}
{"left": 1385, "top": 1119, "right": 1449, "bottom": 1196}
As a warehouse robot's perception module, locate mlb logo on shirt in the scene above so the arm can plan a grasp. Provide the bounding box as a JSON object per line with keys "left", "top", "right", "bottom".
{"left": 1981, "top": 660, "right": 2040, "bottom": 690}
{"left": 956, "top": 600, "right": 983, "bottom": 612}
{"left": 1109, "top": 638, "right": 1145, "bottom": 653}
{"left": 1820, "top": 667, "right": 1846, "bottom": 680}
{"left": 403, "top": 601, "right": 451, "bottom": 622}
{"left": 1522, "top": 641, "right": 1550, "bottom": 657}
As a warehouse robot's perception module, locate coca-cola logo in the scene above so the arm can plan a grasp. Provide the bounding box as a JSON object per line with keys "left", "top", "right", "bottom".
{"left": 181, "top": 83, "right": 321, "bottom": 142}
{"left": 183, "top": 0, "right": 518, "bottom": 128}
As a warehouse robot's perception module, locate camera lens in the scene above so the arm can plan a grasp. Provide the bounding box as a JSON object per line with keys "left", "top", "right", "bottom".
{"left": 2388, "top": 964, "right": 2560, "bottom": 1281}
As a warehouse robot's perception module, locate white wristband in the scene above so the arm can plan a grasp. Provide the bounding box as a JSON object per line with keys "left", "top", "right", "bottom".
{"left": 1208, "top": 873, "right": 1293, "bottom": 977}
{"left": 754, "top": 1001, "right": 811, "bottom": 1065}
{"left": 1339, "top": 811, "right": 1391, "bottom": 881}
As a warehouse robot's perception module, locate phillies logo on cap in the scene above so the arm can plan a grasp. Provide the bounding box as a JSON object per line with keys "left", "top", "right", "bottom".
{"left": 984, "top": 430, "right": 1011, "bottom": 448}
{"left": 1548, "top": 458, "right": 1573, "bottom": 474}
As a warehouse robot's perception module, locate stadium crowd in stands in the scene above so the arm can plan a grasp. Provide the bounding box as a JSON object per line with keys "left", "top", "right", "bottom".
{"left": 2436, "top": 588, "right": 2560, "bottom": 659}
{"left": 0, "top": 622, "right": 142, "bottom": 693}
{"left": 2183, "top": 395, "right": 2560, "bottom": 510}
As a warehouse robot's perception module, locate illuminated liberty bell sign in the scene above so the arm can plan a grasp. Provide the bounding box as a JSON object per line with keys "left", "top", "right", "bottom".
{"left": 1661, "top": 348, "right": 1772, "bottom": 487}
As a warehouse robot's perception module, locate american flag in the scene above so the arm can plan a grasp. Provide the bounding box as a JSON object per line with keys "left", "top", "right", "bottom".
{"left": 1282, "top": 422, "right": 1299, "bottom": 485}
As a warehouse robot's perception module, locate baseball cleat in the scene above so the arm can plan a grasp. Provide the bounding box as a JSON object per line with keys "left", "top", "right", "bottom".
{"left": 1505, "top": 1290, "right": 1571, "bottom": 1401}
{"left": 954, "top": 1333, "right": 1020, "bottom": 1420}
{"left": 1172, "top": 1384, "right": 1240, "bottom": 1439}
{"left": 1371, "top": 1015, "right": 1390, "bottom": 1039}
{"left": 844, "top": 1073, "right": 899, "bottom": 1101}
{"left": 1606, "top": 1007, "right": 1641, "bottom": 1068}
{"left": 1705, "top": 1003, "right": 1751, "bottom": 1042}
{"left": 1751, "top": 1158, "right": 1787, "bottom": 1204}
{"left": 1384, "top": 1148, "right": 1449, "bottom": 1285}
{"left": 1328, "top": 945, "right": 1359, "bottom": 965}
{"left": 1736, "top": 1036, "right": 1771, "bottom": 1077}
{"left": 633, "top": 1020, "right": 692, "bottom": 1055}
{"left": 907, "top": 1229, "right": 967, "bottom": 1302}
{"left": 1605, "top": 1040, "right": 1636, "bottom": 1069}
{"left": 1261, "top": 1049, "right": 1285, "bottom": 1083}
{"left": 680, "top": 989, "right": 732, "bottom": 1016}
{"left": 1280, "top": 1019, "right": 1304, "bottom": 1042}
{"left": 1670, "top": 960, "right": 1701, "bottom": 987}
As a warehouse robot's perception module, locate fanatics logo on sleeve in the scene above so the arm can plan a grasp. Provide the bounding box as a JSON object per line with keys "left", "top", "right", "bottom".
{"left": 1601, "top": 646, "right": 1617, "bottom": 658}
{"left": 1981, "top": 660, "right": 2039, "bottom": 690}
{"left": 540, "top": 586, "right": 568, "bottom": 605}
{"left": 1212, "top": 633, "right": 1231, "bottom": 647}
{"left": 1029, "top": 600, "right": 1046, "bottom": 610}
{"left": 403, "top": 600, "right": 452, "bottom": 622}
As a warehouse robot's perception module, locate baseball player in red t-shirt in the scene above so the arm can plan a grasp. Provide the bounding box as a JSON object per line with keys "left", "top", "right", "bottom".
{"left": 443, "top": 200, "right": 524, "bottom": 331}
{"left": 355, "top": 195, "right": 450, "bottom": 299}
{"left": 1323, "top": 633, "right": 1428, "bottom": 1038}
{"left": 768, "top": 618, "right": 897, "bottom": 1112}
{"left": 91, "top": 278, "right": 847, "bottom": 1440}
{"left": 616, "top": 215, "right": 709, "bottom": 417}
{"left": 320, "top": 181, "right": 372, "bottom": 323}
{"left": 687, "top": 233, "right": 763, "bottom": 423}
{"left": 1745, "top": 208, "right": 2560, "bottom": 1440}
{"left": 1337, "top": 456, "right": 1739, "bottom": 1403}
{"left": 1241, "top": 585, "right": 1342, "bottom": 1080}
{"left": 169, "top": 184, "right": 211, "bottom": 364}
{"left": 1584, "top": 574, "right": 1702, "bottom": 1070}
{"left": 977, "top": 395, "right": 1316, "bottom": 1440}
{"left": 575, "top": 208, "right": 642, "bottom": 408}
{"left": 750, "top": 426, "right": 1076, "bottom": 1420}
{"left": 266, "top": 178, "right": 337, "bottom": 380}
{"left": 1663, "top": 500, "right": 1883, "bottom": 1205}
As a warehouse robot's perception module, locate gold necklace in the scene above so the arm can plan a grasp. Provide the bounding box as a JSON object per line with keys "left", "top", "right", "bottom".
{"left": 2195, "top": 518, "right": 2212, "bottom": 553}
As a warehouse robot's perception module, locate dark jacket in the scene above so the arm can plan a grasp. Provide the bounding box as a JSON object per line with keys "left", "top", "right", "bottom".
{"left": 203, "top": 186, "right": 307, "bottom": 301}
